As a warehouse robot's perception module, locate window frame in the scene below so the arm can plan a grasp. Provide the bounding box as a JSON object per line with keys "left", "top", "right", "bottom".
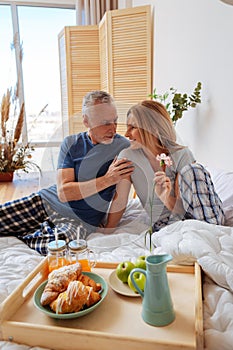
{"left": 0, "top": 1, "right": 74, "bottom": 8}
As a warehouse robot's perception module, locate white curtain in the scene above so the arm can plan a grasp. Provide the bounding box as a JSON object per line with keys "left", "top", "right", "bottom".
{"left": 75, "top": 0, "right": 129, "bottom": 25}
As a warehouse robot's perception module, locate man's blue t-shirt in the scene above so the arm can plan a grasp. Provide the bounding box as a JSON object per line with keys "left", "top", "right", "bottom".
{"left": 39, "top": 132, "right": 130, "bottom": 230}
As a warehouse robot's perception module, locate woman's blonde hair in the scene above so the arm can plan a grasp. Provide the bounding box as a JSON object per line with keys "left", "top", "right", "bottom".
{"left": 127, "top": 100, "right": 184, "bottom": 154}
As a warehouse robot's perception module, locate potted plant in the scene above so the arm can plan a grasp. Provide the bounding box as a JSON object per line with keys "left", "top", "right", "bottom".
{"left": 0, "top": 87, "right": 40, "bottom": 182}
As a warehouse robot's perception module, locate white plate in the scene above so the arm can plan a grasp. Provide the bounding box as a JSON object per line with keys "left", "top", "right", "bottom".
{"left": 108, "top": 270, "right": 141, "bottom": 297}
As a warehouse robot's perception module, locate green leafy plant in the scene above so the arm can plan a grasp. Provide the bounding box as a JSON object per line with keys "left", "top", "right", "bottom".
{"left": 149, "top": 82, "right": 202, "bottom": 124}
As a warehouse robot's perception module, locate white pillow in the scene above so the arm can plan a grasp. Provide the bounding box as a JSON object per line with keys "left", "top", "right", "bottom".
{"left": 207, "top": 167, "right": 233, "bottom": 208}
{"left": 207, "top": 167, "right": 233, "bottom": 226}
{"left": 223, "top": 206, "right": 233, "bottom": 226}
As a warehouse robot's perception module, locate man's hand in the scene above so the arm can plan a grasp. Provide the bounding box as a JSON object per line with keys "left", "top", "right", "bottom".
{"left": 105, "top": 157, "right": 134, "bottom": 185}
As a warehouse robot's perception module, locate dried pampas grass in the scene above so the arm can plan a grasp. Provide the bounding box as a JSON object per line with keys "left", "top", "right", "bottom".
{"left": 13, "top": 102, "right": 24, "bottom": 143}
{"left": 1, "top": 89, "right": 11, "bottom": 138}
{"left": 0, "top": 87, "right": 39, "bottom": 174}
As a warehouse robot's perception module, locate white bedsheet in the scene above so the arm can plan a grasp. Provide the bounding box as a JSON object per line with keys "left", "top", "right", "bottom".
{"left": 0, "top": 237, "right": 43, "bottom": 305}
{"left": 0, "top": 237, "right": 46, "bottom": 349}
{"left": 1, "top": 200, "right": 233, "bottom": 350}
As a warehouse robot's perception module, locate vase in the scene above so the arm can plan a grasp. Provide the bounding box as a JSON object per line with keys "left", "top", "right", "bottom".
{"left": 0, "top": 172, "right": 14, "bottom": 182}
{"left": 130, "top": 254, "right": 175, "bottom": 326}
{"left": 144, "top": 228, "right": 154, "bottom": 253}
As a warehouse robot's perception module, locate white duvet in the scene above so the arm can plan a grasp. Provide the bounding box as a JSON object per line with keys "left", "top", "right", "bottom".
{"left": 153, "top": 220, "right": 233, "bottom": 350}
{"left": 1, "top": 199, "right": 233, "bottom": 350}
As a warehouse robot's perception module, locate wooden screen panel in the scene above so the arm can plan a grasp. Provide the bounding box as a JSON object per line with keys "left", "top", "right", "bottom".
{"left": 105, "top": 5, "right": 152, "bottom": 135}
{"left": 99, "top": 17, "right": 108, "bottom": 92}
{"left": 58, "top": 26, "right": 100, "bottom": 135}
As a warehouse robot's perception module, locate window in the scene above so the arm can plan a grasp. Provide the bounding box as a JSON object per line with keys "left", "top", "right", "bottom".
{"left": 0, "top": 3, "right": 76, "bottom": 170}
{"left": 17, "top": 5, "right": 76, "bottom": 144}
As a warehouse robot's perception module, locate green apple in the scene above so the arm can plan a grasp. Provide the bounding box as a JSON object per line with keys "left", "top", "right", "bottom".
{"left": 128, "top": 272, "right": 146, "bottom": 293}
{"left": 135, "top": 256, "right": 147, "bottom": 270}
{"left": 116, "top": 261, "right": 135, "bottom": 283}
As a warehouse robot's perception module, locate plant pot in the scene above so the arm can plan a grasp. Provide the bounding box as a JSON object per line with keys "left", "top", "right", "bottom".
{"left": 0, "top": 172, "right": 14, "bottom": 182}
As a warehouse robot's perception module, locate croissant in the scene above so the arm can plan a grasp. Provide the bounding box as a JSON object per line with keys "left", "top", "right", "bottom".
{"left": 85, "top": 286, "right": 102, "bottom": 308}
{"left": 40, "top": 263, "right": 82, "bottom": 306}
{"left": 49, "top": 281, "right": 101, "bottom": 314}
{"left": 78, "top": 274, "right": 102, "bottom": 293}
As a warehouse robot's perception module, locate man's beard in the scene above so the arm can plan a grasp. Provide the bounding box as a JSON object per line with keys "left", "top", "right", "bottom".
{"left": 100, "top": 137, "right": 114, "bottom": 145}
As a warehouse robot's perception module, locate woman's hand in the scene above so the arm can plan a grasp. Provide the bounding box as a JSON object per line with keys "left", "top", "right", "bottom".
{"left": 153, "top": 171, "right": 172, "bottom": 204}
{"left": 154, "top": 171, "right": 185, "bottom": 214}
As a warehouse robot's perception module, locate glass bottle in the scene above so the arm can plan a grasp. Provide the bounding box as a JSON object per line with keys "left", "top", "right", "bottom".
{"left": 68, "top": 239, "right": 96, "bottom": 272}
{"left": 47, "top": 239, "right": 69, "bottom": 273}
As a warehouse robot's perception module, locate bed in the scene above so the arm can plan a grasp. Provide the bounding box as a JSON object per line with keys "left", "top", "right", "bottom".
{"left": 0, "top": 167, "right": 233, "bottom": 350}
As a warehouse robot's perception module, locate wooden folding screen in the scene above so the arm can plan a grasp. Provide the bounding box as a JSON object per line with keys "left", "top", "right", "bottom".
{"left": 58, "top": 5, "right": 152, "bottom": 136}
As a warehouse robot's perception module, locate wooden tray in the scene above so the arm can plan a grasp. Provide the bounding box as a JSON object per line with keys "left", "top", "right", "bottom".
{"left": 0, "top": 259, "right": 203, "bottom": 350}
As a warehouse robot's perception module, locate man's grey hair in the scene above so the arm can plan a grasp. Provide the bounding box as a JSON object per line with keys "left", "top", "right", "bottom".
{"left": 82, "top": 90, "right": 114, "bottom": 115}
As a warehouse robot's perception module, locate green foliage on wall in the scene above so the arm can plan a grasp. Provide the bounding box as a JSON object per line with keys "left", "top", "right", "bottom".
{"left": 149, "top": 82, "right": 202, "bottom": 124}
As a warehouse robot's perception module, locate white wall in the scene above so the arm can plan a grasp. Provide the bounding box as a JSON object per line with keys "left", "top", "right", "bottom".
{"left": 133, "top": 0, "right": 233, "bottom": 171}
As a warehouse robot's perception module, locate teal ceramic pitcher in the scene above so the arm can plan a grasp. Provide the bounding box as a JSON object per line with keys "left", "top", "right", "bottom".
{"left": 130, "top": 254, "right": 175, "bottom": 327}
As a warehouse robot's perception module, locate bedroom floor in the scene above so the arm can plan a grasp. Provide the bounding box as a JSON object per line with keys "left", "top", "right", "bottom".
{"left": 0, "top": 171, "right": 56, "bottom": 203}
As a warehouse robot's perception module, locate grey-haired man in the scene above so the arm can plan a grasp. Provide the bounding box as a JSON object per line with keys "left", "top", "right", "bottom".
{"left": 0, "top": 91, "right": 133, "bottom": 254}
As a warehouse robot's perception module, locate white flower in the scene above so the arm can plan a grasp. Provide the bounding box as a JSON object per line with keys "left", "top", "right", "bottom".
{"left": 156, "top": 153, "right": 173, "bottom": 169}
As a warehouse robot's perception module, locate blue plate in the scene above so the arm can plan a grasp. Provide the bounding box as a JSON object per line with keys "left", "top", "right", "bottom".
{"left": 33, "top": 271, "right": 108, "bottom": 319}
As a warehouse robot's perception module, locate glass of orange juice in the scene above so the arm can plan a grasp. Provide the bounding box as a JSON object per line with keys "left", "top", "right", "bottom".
{"left": 68, "top": 239, "right": 96, "bottom": 272}
{"left": 47, "top": 239, "right": 69, "bottom": 273}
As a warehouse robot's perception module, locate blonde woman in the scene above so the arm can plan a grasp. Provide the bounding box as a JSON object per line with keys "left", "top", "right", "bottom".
{"left": 104, "top": 100, "right": 225, "bottom": 232}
